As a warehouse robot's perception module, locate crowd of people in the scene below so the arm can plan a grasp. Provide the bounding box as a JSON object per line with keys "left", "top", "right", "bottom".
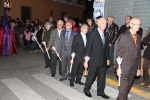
{"left": 0, "top": 15, "right": 150, "bottom": 100}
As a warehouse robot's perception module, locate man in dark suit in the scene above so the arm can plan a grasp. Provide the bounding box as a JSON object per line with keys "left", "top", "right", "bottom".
{"left": 48, "top": 20, "right": 64, "bottom": 77}
{"left": 83, "top": 18, "right": 110, "bottom": 99}
{"left": 70, "top": 24, "right": 88, "bottom": 87}
{"left": 116, "top": 18, "right": 141, "bottom": 100}
{"left": 58, "top": 21, "right": 77, "bottom": 81}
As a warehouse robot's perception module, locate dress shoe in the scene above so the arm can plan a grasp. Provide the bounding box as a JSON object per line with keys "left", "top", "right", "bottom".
{"left": 84, "top": 91, "right": 92, "bottom": 97}
{"left": 51, "top": 74, "right": 55, "bottom": 77}
{"left": 70, "top": 82, "right": 74, "bottom": 87}
{"left": 44, "top": 66, "right": 50, "bottom": 68}
{"left": 59, "top": 78, "right": 67, "bottom": 81}
{"left": 75, "top": 81, "right": 84, "bottom": 85}
{"left": 98, "top": 93, "right": 110, "bottom": 99}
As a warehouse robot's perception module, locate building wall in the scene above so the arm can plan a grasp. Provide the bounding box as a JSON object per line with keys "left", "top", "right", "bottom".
{"left": 0, "top": 0, "right": 84, "bottom": 22}
{"left": 105, "top": 0, "right": 150, "bottom": 56}
{"left": 105, "top": 0, "right": 150, "bottom": 37}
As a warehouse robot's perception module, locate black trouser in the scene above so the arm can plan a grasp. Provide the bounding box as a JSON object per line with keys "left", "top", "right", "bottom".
{"left": 70, "top": 61, "right": 84, "bottom": 83}
{"left": 44, "top": 48, "right": 51, "bottom": 67}
{"left": 51, "top": 52, "right": 62, "bottom": 75}
{"left": 84, "top": 66, "right": 107, "bottom": 95}
{"left": 142, "top": 58, "right": 150, "bottom": 85}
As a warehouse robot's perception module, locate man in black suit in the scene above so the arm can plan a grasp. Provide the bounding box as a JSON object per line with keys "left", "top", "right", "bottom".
{"left": 58, "top": 21, "right": 77, "bottom": 81}
{"left": 70, "top": 24, "right": 88, "bottom": 87}
{"left": 83, "top": 18, "right": 110, "bottom": 99}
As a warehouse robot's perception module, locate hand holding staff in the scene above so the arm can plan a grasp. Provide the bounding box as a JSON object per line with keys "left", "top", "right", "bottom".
{"left": 42, "top": 42, "right": 50, "bottom": 59}
{"left": 52, "top": 46, "right": 61, "bottom": 61}
{"left": 116, "top": 56, "right": 123, "bottom": 86}
{"left": 84, "top": 56, "right": 90, "bottom": 76}
{"left": 70, "top": 53, "right": 75, "bottom": 73}
{"left": 33, "top": 37, "right": 44, "bottom": 53}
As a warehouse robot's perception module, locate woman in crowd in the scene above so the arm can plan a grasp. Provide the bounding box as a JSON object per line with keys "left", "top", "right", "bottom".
{"left": 139, "top": 27, "right": 150, "bottom": 88}
{"left": 24, "top": 27, "right": 31, "bottom": 50}
{"left": 18, "top": 22, "right": 25, "bottom": 49}
{"left": 72, "top": 20, "right": 78, "bottom": 32}
{"left": 36, "top": 22, "right": 44, "bottom": 53}
{"left": 30, "top": 26, "right": 38, "bottom": 53}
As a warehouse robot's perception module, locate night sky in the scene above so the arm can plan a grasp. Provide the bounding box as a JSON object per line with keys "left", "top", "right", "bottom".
{"left": 84, "top": 0, "right": 94, "bottom": 19}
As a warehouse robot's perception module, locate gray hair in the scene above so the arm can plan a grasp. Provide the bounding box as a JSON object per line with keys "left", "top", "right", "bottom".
{"left": 57, "top": 20, "right": 64, "bottom": 25}
{"left": 97, "top": 18, "right": 106, "bottom": 24}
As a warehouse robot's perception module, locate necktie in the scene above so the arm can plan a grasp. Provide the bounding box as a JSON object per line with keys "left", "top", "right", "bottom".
{"left": 106, "top": 24, "right": 110, "bottom": 32}
{"left": 65, "top": 31, "right": 69, "bottom": 50}
{"left": 133, "top": 34, "right": 138, "bottom": 48}
{"left": 101, "top": 32, "right": 105, "bottom": 45}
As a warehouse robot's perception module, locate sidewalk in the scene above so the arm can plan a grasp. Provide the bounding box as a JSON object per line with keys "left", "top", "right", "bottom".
{"left": 106, "top": 68, "right": 150, "bottom": 99}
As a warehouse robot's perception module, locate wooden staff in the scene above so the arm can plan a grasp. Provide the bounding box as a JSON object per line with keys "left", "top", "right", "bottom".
{"left": 70, "top": 53, "right": 75, "bottom": 73}
{"left": 42, "top": 42, "right": 50, "bottom": 59}
{"left": 33, "top": 37, "right": 44, "bottom": 53}
{"left": 52, "top": 47, "right": 61, "bottom": 61}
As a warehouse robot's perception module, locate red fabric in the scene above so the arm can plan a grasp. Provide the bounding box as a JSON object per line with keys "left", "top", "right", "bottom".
{"left": 0, "top": 28, "right": 17, "bottom": 56}
{"left": 9, "top": 29, "right": 18, "bottom": 55}
{"left": 72, "top": 26, "right": 78, "bottom": 32}
{"left": 0, "top": 28, "right": 4, "bottom": 56}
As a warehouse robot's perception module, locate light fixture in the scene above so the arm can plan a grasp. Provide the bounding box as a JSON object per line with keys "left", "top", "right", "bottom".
{"left": 4, "top": 0, "right": 11, "bottom": 12}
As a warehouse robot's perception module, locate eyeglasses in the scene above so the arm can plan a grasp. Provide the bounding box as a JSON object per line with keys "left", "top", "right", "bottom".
{"left": 131, "top": 23, "right": 141, "bottom": 26}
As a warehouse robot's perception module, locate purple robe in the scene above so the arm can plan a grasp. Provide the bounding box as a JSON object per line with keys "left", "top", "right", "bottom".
{"left": 2, "top": 28, "right": 11, "bottom": 56}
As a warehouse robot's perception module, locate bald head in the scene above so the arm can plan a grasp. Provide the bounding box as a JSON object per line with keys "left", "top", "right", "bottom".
{"left": 129, "top": 17, "right": 141, "bottom": 33}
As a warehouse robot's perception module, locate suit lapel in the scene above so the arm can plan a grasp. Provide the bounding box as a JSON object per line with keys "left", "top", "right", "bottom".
{"left": 96, "top": 29, "right": 104, "bottom": 47}
{"left": 79, "top": 33, "right": 84, "bottom": 47}
{"left": 128, "top": 31, "right": 137, "bottom": 50}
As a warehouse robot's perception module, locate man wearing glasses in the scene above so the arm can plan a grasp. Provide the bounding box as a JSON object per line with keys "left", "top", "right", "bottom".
{"left": 116, "top": 18, "right": 141, "bottom": 100}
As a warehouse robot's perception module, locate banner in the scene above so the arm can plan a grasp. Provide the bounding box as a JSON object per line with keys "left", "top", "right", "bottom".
{"left": 93, "top": 0, "right": 105, "bottom": 20}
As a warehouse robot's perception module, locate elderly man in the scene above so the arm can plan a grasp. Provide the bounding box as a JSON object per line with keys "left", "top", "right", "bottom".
{"left": 105, "top": 16, "right": 119, "bottom": 68}
{"left": 42, "top": 21, "right": 53, "bottom": 68}
{"left": 116, "top": 18, "right": 141, "bottom": 100}
{"left": 58, "top": 21, "right": 77, "bottom": 81}
{"left": 83, "top": 18, "right": 110, "bottom": 99}
{"left": 119, "top": 15, "right": 132, "bottom": 35}
{"left": 48, "top": 20, "right": 64, "bottom": 77}
{"left": 70, "top": 24, "right": 88, "bottom": 87}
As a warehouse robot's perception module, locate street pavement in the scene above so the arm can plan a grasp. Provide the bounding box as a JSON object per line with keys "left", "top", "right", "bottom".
{"left": 0, "top": 47, "right": 149, "bottom": 100}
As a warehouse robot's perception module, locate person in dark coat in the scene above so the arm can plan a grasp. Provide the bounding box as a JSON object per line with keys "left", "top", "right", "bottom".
{"left": 139, "top": 27, "right": 150, "bottom": 88}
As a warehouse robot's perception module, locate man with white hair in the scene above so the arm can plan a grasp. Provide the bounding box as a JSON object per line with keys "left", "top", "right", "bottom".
{"left": 48, "top": 20, "right": 64, "bottom": 77}
{"left": 42, "top": 21, "right": 53, "bottom": 68}
{"left": 83, "top": 18, "right": 110, "bottom": 99}
{"left": 116, "top": 18, "right": 141, "bottom": 100}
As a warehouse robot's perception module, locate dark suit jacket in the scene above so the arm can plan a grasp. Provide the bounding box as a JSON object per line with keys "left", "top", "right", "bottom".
{"left": 142, "top": 33, "right": 150, "bottom": 60}
{"left": 85, "top": 29, "right": 109, "bottom": 67}
{"left": 58, "top": 30, "right": 77, "bottom": 56}
{"left": 116, "top": 30, "right": 141, "bottom": 76}
{"left": 71, "top": 33, "right": 86, "bottom": 63}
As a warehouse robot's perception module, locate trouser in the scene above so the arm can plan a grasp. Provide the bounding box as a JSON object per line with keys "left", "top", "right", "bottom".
{"left": 109, "top": 44, "right": 114, "bottom": 66}
{"left": 70, "top": 61, "right": 84, "bottom": 83}
{"left": 61, "top": 51, "right": 71, "bottom": 79}
{"left": 117, "top": 72, "right": 136, "bottom": 100}
{"left": 142, "top": 58, "right": 150, "bottom": 85}
{"left": 51, "top": 52, "right": 62, "bottom": 75}
{"left": 84, "top": 66, "right": 107, "bottom": 95}
{"left": 44, "top": 48, "right": 51, "bottom": 67}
